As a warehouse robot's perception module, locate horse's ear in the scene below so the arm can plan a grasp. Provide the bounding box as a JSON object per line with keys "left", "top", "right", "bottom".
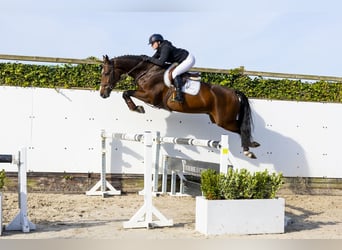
{"left": 103, "top": 55, "right": 109, "bottom": 63}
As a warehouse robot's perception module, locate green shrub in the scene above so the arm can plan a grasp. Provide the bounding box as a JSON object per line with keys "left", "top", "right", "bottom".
{"left": 0, "top": 169, "right": 6, "bottom": 190}
{"left": 220, "top": 168, "right": 257, "bottom": 199}
{"left": 200, "top": 168, "right": 223, "bottom": 200}
{"left": 252, "top": 170, "right": 284, "bottom": 199}
{"left": 200, "top": 168, "right": 283, "bottom": 200}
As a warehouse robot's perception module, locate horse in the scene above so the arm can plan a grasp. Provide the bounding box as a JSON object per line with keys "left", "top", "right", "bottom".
{"left": 100, "top": 55, "right": 260, "bottom": 158}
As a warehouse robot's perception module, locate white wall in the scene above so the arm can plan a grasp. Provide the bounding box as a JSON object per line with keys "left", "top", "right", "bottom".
{"left": 0, "top": 86, "right": 341, "bottom": 178}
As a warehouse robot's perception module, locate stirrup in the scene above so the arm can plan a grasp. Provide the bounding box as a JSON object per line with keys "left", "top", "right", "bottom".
{"left": 173, "top": 95, "right": 184, "bottom": 103}
{"left": 174, "top": 97, "right": 184, "bottom": 103}
{"left": 172, "top": 91, "right": 184, "bottom": 103}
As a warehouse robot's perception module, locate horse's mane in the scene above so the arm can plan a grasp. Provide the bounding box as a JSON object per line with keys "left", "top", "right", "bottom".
{"left": 113, "top": 54, "right": 163, "bottom": 72}
{"left": 114, "top": 55, "right": 144, "bottom": 61}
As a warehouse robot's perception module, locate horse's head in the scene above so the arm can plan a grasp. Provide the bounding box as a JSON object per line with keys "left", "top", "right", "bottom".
{"left": 100, "top": 55, "right": 120, "bottom": 98}
{"left": 100, "top": 54, "right": 155, "bottom": 98}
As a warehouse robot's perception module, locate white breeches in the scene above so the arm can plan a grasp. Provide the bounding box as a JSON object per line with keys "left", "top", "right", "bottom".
{"left": 171, "top": 53, "right": 196, "bottom": 79}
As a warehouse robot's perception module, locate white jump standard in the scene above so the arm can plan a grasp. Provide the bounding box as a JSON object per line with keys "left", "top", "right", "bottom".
{"left": 0, "top": 148, "right": 36, "bottom": 234}
{"left": 86, "top": 130, "right": 121, "bottom": 197}
{"left": 112, "top": 131, "right": 173, "bottom": 229}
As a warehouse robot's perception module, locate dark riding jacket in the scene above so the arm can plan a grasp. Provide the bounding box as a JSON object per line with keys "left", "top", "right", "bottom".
{"left": 148, "top": 40, "right": 189, "bottom": 67}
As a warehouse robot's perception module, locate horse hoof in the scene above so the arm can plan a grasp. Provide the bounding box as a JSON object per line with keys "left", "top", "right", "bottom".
{"left": 135, "top": 106, "right": 145, "bottom": 113}
{"left": 250, "top": 141, "right": 260, "bottom": 148}
{"left": 244, "top": 151, "right": 257, "bottom": 159}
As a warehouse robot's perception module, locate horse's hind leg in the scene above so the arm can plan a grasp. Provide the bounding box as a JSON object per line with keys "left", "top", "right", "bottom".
{"left": 242, "top": 139, "right": 260, "bottom": 159}
{"left": 243, "top": 147, "right": 257, "bottom": 159}
{"left": 249, "top": 141, "right": 260, "bottom": 148}
{"left": 241, "top": 136, "right": 259, "bottom": 159}
{"left": 122, "top": 90, "right": 145, "bottom": 113}
{"left": 217, "top": 119, "right": 258, "bottom": 159}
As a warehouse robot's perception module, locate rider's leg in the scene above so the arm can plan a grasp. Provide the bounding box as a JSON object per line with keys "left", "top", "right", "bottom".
{"left": 173, "top": 75, "right": 184, "bottom": 103}
{"left": 171, "top": 53, "right": 196, "bottom": 77}
{"left": 171, "top": 53, "right": 195, "bottom": 103}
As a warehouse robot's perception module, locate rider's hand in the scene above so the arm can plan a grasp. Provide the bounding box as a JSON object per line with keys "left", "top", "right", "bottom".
{"left": 141, "top": 55, "right": 150, "bottom": 62}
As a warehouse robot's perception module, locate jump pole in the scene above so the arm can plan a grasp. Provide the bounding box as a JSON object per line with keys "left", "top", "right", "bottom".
{"left": 122, "top": 131, "right": 173, "bottom": 229}
{"left": 0, "top": 148, "right": 36, "bottom": 233}
{"left": 158, "top": 134, "right": 240, "bottom": 194}
{"left": 86, "top": 130, "right": 121, "bottom": 197}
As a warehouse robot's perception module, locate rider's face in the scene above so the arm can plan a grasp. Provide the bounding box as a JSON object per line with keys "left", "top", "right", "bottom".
{"left": 151, "top": 41, "right": 159, "bottom": 50}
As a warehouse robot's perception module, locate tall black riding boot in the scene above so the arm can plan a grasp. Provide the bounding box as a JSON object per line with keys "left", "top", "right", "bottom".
{"left": 173, "top": 76, "right": 184, "bottom": 103}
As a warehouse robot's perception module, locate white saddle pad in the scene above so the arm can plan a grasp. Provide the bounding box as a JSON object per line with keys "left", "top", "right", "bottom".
{"left": 182, "top": 80, "right": 200, "bottom": 95}
{"left": 163, "top": 65, "right": 201, "bottom": 96}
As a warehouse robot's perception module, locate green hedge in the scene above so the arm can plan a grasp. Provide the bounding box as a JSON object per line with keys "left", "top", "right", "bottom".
{"left": 0, "top": 169, "right": 6, "bottom": 190}
{"left": 1, "top": 61, "right": 341, "bottom": 102}
{"left": 200, "top": 168, "right": 284, "bottom": 200}
{"left": 202, "top": 69, "right": 342, "bottom": 103}
{"left": 0, "top": 62, "right": 101, "bottom": 89}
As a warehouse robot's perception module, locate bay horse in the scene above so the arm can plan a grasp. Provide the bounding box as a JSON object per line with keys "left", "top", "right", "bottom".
{"left": 100, "top": 55, "right": 260, "bottom": 158}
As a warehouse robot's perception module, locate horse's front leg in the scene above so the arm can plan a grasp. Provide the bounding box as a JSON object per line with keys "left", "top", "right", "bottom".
{"left": 122, "top": 90, "right": 145, "bottom": 113}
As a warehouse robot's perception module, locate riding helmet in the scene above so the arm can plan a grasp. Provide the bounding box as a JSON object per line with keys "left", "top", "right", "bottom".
{"left": 148, "top": 34, "right": 164, "bottom": 44}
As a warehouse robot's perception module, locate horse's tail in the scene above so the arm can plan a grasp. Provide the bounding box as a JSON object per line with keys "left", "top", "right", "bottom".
{"left": 235, "top": 90, "right": 253, "bottom": 148}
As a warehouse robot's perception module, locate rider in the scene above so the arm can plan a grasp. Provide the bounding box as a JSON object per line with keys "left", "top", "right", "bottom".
{"left": 143, "top": 34, "right": 195, "bottom": 103}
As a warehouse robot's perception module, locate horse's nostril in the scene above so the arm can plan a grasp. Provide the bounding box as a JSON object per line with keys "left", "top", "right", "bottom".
{"left": 100, "top": 92, "right": 109, "bottom": 98}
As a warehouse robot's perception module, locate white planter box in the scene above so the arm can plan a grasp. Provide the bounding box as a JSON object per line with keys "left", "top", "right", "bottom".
{"left": 195, "top": 196, "right": 285, "bottom": 235}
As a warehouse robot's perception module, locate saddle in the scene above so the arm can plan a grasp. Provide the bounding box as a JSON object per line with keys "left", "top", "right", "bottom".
{"left": 163, "top": 63, "right": 201, "bottom": 96}
{"left": 164, "top": 63, "right": 201, "bottom": 86}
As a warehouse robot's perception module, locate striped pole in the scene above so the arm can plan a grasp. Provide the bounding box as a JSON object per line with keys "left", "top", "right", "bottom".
{"left": 0, "top": 154, "right": 13, "bottom": 163}
{"left": 160, "top": 136, "right": 220, "bottom": 149}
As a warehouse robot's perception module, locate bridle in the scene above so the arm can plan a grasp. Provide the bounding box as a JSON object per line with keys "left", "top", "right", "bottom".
{"left": 101, "top": 57, "right": 148, "bottom": 90}
{"left": 100, "top": 60, "right": 116, "bottom": 90}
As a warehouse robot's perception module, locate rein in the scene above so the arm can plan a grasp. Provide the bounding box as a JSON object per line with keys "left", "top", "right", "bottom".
{"left": 126, "top": 60, "right": 145, "bottom": 75}
{"left": 126, "top": 59, "right": 150, "bottom": 82}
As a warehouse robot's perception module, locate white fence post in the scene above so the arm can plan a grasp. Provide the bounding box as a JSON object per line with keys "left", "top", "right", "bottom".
{"left": 219, "top": 135, "right": 229, "bottom": 174}
{"left": 86, "top": 130, "right": 121, "bottom": 197}
{"left": 153, "top": 131, "right": 161, "bottom": 193}
{"left": 123, "top": 131, "right": 173, "bottom": 229}
{"left": 5, "top": 148, "right": 36, "bottom": 233}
